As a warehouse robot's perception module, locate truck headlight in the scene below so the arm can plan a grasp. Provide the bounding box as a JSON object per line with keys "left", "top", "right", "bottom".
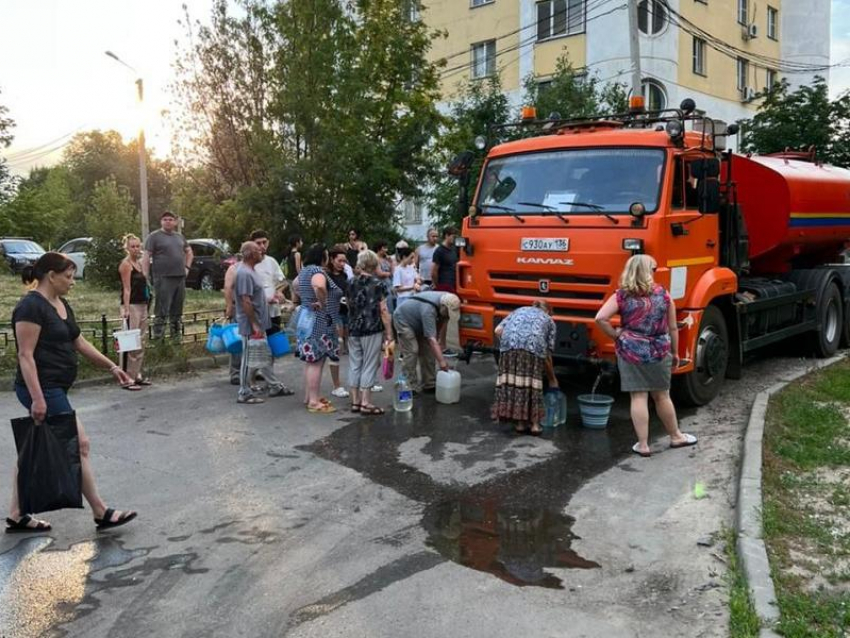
{"left": 623, "top": 238, "right": 644, "bottom": 252}
{"left": 460, "top": 312, "right": 484, "bottom": 330}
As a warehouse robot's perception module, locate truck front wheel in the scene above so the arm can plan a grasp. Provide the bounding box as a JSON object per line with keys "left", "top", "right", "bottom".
{"left": 673, "top": 305, "right": 728, "bottom": 407}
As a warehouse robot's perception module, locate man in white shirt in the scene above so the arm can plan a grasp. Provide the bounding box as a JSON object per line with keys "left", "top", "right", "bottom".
{"left": 415, "top": 227, "right": 439, "bottom": 288}
{"left": 249, "top": 229, "right": 285, "bottom": 328}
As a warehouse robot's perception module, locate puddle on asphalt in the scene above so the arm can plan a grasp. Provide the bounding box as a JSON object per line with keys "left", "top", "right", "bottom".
{"left": 300, "top": 364, "right": 638, "bottom": 589}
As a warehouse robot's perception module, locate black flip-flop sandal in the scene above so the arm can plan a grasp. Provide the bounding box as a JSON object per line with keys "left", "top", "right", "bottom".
{"left": 121, "top": 384, "right": 143, "bottom": 391}
{"left": 95, "top": 508, "right": 138, "bottom": 531}
{"left": 351, "top": 404, "right": 361, "bottom": 413}
{"left": 5, "top": 515, "right": 51, "bottom": 534}
{"left": 360, "top": 405, "right": 385, "bottom": 415}
{"left": 135, "top": 378, "right": 153, "bottom": 386}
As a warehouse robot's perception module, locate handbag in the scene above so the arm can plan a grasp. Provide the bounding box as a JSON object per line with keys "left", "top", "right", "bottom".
{"left": 11, "top": 412, "right": 84, "bottom": 513}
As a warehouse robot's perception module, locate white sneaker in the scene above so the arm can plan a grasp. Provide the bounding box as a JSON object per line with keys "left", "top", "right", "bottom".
{"left": 371, "top": 384, "right": 383, "bottom": 393}
{"left": 331, "top": 386, "right": 350, "bottom": 398}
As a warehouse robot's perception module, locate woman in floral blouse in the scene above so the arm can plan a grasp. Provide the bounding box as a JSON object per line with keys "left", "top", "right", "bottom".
{"left": 491, "top": 300, "right": 558, "bottom": 435}
{"left": 595, "top": 254, "right": 697, "bottom": 457}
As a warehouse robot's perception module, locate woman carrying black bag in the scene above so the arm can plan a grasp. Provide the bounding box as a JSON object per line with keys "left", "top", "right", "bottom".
{"left": 6, "top": 252, "right": 139, "bottom": 533}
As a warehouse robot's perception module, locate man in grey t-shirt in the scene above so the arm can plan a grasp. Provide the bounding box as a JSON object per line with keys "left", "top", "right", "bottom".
{"left": 392, "top": 291, "right": 459, "bottom": 392}
{"left": 234, "top": 241, "right": 293, "bottom": 404}
{"left": 143, "top": 211, "right": 193, "bottom": 339}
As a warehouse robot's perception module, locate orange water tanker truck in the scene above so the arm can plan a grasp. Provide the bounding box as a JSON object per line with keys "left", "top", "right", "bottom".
{"left": 450, "top": 99, "right": 850, "bottom": 405}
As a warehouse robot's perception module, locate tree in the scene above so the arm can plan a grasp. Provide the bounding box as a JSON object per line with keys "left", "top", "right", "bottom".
{"left": 0, "top": 88, "right": 17, "bottom": 205}
{"left": 84, "top": 177, "right": 138, "bottom": 289}
{"left": 740, "top": 77, "right": 850, "bottom": 167}
{"left": 524, "top": 56, "right": 628, "bottom": 121}
{"left": 427, "top": 77, "right": 510, "bottom": 230}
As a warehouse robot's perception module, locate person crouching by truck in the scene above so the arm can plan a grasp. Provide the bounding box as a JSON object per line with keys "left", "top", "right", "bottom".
{"left": 391, "top": 291, "right": 459, "bottom": 393}
{"left": 595, "top": 254, "right": 698, "bottom": 457}
{"left": 491, "top": 301, "right": 559, "bottom": 435}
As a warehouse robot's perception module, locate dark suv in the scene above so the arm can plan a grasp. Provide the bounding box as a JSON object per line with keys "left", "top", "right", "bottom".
{"left": 0, "top": 238, "right": 46, "bottom": 274}
{"left": 186, "top": 239, "right": 235, "bottom": 290}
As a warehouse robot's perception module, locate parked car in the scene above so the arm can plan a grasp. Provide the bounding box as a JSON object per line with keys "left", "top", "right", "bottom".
{"left": 0, "top": 238, "right": 46, "bottom": 274}
{"left": 186, "top": 239, "right": 235, "bottom": 291}
{"left": 56, "top": 237, "right": 92, "bottom": 279}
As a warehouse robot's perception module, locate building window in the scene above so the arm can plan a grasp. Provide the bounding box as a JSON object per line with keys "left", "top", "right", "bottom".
{"left": 737, "top": 57, "right": 749, "bottom": 92}
{"left": 737, "top": 0, "right": 748, "bottom": 25}
{"left": 471, "top": 40, "right": 496, "bottom": 79}
{"left": 767, "top": 6, "right": 777, "bottom": 40}
{"left": 638, "top": 0, "right": 667, "bottom": 35}
{"left": 642, "top": 79, "right": 667, "bottom": 111}
{"left": 536, "top": 0, "right": 585, "bottom": 41}
{"left": 692, "top": 37, "right": 707, "bottom": 76}
{"left": 403, "top": 200, "right": 423, "bottom": 225}
{"left": 766, "top": 69, "right": 777, "bottom": 92}
{"left": 471, "top": 0, "right": 494, "bottom": 7}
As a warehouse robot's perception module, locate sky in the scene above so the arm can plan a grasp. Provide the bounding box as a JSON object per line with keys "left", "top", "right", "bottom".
{"left": 1, "top": 0, "right": 848, "bottom": 177}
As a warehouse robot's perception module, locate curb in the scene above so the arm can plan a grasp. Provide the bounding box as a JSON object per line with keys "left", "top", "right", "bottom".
{"left": 0, "top": 354, "right": 232, "bottom": 391}
{"left": 736, "top": 353, "right": 846, "bottom": 637}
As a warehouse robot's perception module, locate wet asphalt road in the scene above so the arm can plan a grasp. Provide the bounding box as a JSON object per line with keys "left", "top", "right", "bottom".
{"left": 0, "top": 354, "right": 724, "bottom": 637}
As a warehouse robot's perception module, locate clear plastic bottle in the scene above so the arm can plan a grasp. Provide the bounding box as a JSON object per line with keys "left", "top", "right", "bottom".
{"left": 393, "top": 356, "right": 413, "bottom": 412}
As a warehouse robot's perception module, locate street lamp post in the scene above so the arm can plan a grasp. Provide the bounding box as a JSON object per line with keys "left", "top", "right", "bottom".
{"left": 105, "top": 51, "right": 150, "bottom": 240}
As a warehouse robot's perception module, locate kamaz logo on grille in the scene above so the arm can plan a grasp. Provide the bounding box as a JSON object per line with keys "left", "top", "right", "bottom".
{"left": 516, "top": 257, "right": 574, "bottom": 266}
{"left": 539, "top": 280, "right": 550, "bottom": 293}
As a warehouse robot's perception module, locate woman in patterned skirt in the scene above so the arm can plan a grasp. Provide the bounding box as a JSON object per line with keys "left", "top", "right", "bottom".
{"left": 294, "top": 243, "right": 343, "bottom": 414}
{"left": 491, "top": 300, "right": 558, "bottom": 435}
{"left": 595, "top": 254, "right": 698, "bottom": 457}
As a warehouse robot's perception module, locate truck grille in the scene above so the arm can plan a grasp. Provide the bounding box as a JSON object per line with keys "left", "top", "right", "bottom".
{"left": 488, "top": 271, "right": 610, "bottom": 319}
{"left": 489, "top": 272, "right": 610, "bottom": 286}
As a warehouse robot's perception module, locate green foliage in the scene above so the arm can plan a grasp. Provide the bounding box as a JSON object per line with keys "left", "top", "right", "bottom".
{"left": 0, "top": 87, "right": 16, "bottom": 205}
{"left": 85, "top": 178, "right": 138, "bottom": 289}
{"left": 524, "top": 56, "right": 629, "bottom": 120}
{"left": 171, "top": 0, "right": 444, "bottom": 246}
{"left": 428, "top": 77, "right": 510, "bottom": 230}
{"left": 740, "top": 78, "right": 850, "bottom": 167}
{"left": 721, "top": 527, "right": 760, "bottom": 638}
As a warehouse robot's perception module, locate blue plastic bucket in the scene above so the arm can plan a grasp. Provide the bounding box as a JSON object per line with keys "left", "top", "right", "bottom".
{"left": 268, "top": 330, "right": 291, "bottom": 357}
{"left": 221, "top": 323, "right": 242, "bottom": 354}
{"left": 577, "top": 394, "right": 614, "bottom": 429}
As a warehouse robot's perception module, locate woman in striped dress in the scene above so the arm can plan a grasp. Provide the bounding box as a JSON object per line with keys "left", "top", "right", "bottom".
{"left": 595, "top": 254, "right": 698, "bottom": 457}
{"left": 295, "top": 244, "right": 342, "bottom": 414}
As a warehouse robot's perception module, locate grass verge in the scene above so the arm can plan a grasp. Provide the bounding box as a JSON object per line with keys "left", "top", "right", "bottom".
{"left": 724, "top": 527, "right": 761, "bottom": 638}
{"left": 762, "top": 358, "right": 850, "bottom": 637}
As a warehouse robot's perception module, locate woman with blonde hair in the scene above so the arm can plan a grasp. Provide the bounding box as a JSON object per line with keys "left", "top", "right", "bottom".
{"left": 491, "top": 300, "right": 559, "bottom": 435}
{"left": 118, "top": 233, "right": 151, "bottom": 390}
{"left": 595, "top": 254, "right": 697, "bottom": 457}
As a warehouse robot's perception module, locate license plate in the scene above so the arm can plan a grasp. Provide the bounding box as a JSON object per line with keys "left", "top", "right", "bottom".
{"left": 521, "top": 238, "right": 569, "bottom": 252}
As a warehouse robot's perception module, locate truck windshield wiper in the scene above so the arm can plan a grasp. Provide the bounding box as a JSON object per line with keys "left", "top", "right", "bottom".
{"left": 560, "top": 201, "right": 620, "bottom": 225}
{"left": 517, "top": 201, "right": 569, "bottom": 224}
{"left": 480, "top": 203, "right": 526, "bottom": 223}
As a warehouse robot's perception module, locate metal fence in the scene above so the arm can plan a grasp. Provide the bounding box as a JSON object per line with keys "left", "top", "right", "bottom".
{"left": 0, "top": 309, "right": 227, "bottom": 355}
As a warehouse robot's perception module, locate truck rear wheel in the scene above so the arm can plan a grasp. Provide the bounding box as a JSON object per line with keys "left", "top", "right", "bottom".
{"left": 812, "top": 281, "right": 843, "bottom": 358}
{"left": 673, "top": 305, "right": 728, "bottom": 407}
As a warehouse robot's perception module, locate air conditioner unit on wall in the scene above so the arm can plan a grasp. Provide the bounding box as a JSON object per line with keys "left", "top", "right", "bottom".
{"left": 744, "top": 23, "right": 758, "bottom": 39}
{"left": 742, "top": 87, "right": 757, "bottom": 101}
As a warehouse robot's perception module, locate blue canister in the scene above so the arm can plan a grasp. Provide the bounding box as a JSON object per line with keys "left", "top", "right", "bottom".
{"left": 541, "top": 389, "right": 567, "bottom": 428}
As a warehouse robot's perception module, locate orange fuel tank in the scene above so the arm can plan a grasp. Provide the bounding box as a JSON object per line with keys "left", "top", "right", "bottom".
{"left": 728, "top": 154, "right": 850, "bottom": 273}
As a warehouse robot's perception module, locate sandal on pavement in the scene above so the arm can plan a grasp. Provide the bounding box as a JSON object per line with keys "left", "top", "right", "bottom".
{"left": 360, "top": 405, "right": 385, "bottom": 416}
{"left": 268, "top": 386, "right": 295, "bottom": 397}
{"left": 670, "top": 433, "right": 698, "bottom": 449}
{"left": 632, "top": 443, "right": 652, "bottom": 458}
{"left": 135, "top": 378, "right": 152, "bottom": 386}
{"left": 238, "top": 396, "right": 265, "bottom": 405}
{"left": 5, "top": 515, "right": 51, "bottom": 534}
{"left": 121, "top": 384, "right": 143, "bottom": 392}
{"left": 95, "top": 508, "right": 137, "bottom": 531}
{"left": 513, "top": 424, "right": 529, "bottom": 435}
{"left": 307, "top": 403, "right": 337, "bottom": 414}
{"left": 350, "top": 404, "right": 361, "bottom": 413}
{"left": 529, "top": 425, "right": 543, "bottom": 436}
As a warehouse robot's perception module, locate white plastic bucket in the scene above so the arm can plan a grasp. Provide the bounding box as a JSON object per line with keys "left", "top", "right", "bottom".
{"left": 113, "top": 329, "right": 142, "bottom": 353}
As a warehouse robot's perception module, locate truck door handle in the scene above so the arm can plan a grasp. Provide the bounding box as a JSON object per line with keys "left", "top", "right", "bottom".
{"left": 706, "top": 239, "right": 716, "bottom": 248}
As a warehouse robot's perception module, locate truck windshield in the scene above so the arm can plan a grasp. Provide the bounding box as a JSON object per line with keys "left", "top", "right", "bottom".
{"left": 477, "top": 148, "right": 665, "bottom": 216}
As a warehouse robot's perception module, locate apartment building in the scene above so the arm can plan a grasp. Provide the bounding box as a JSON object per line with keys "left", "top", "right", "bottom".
{"left": 424, "top": 0, "right": 829, "bottom": 125}
{"left": 401, "top": 0, "right": 830, "bottom": 237}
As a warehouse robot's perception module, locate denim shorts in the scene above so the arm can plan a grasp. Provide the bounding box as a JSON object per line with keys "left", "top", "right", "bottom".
{"left": 15, "top": 385, "right": 73, "bottom": 416}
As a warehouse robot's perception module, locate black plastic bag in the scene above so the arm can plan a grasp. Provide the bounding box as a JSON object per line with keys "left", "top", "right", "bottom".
{"left": 11, "top": 411, "right": 83, "bottom": 513}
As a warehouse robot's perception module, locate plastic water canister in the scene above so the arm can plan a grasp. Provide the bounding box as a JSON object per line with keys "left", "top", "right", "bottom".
{"left": 435, "top": 370, "right": 461, "bottom": 404}
{"left": 541, "top": 389, "right": 567, "bottom": 428}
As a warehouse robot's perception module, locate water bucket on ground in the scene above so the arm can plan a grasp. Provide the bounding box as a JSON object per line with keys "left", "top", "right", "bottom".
{"left": 577, "top": 394, "right": 614, "bottom": 429}
{"left": 435, "top": 369, "right": 461, "bottom": 404}
{"left": 113, "top": 328, "right": 142, "bottom": 353}
{"left": 221, "top": 323, "right": 242, "bottom": 354}
{"left": 541, "top": 389, "right": 567, "bottom": 428}
{"left": 267, "top": 331, "right": 291, "bottom": 357}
